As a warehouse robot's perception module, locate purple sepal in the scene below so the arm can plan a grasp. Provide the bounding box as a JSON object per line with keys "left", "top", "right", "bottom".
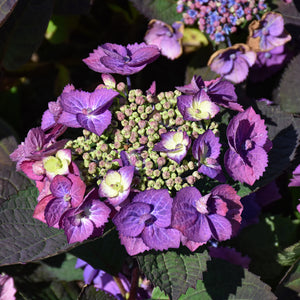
{"left": 289, "top": 164, "right": 300, "bottom": 187}
{"left": 60, "top": 193, "right": 111, "bottom": 244}
{"left": 144, "top": 20, "right": 184, "bottom": 60}
{"left": 177, "top": 92, "right": 219, "bottom": 121}
{"left": 192, "top": 130, "right": 225, "bottom": 181}
{"left": 224, "top": 107, "right": 270, "bottom": 186}
{"left": 58, "top": 88, "right": 118, "bottom": 136}
{"left": 113, "top": 189, "right": 180, "bottom": 254}
{"left": 177, "top": 75, "right": 243, "bottom": 112}
{"left": 248, "top": 12, "right": 291, "bottom": 52}
{"left": 208, "top": 44, "right": 256, "bottom": 84}
{"left": 172, "top": 185, "right": 242, "bottom": 246}
{"left": 83, "top": 42, "right": 160, "bottom": 75}
{"left": 153, "top": 131, "right": 191, "bottom": 164}
{"left": 119, "top": 234, "right": 150, "bottom": 256}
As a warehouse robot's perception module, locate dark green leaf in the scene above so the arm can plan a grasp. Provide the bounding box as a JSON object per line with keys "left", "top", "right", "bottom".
{"left": 231, "top": 215, "right": 300, "bottom": 286}
{"left": 129, "top": 0, "right": 181, "bottom": 24}
{"left": 0, "top": 187, "right": 76, "bottom": 266}
{"left": 180, "top": 260, "right": 276, "bottom": 300}
{"left": 279, "top": 54, "right": 300, "bottom": 113}
{"left": 254, "top": 101, "right": 300, "bottom": 189}
{"left": 36, "top": 254, "right": 83, "bottom": 282}
{"left": 0, "top": 0, "right": 54, "bottom": 70}
{"left": 0, "top": 0, "right": 18, "bottom": 27}
{"left": 276, "top": 259, "right": 300, "bottom": 299}
{"left": 71, "top": 228, "right": 127, "bottom": 275}
{"left": 78, "top": 285, "right": 116, "bottom": 300}
{"left": 275, "top": 0, "right": 300, "bottom": 26}
{"left": 278, "top": 241, "right": 300, "bottom": 266}
{"left": 137, "top": 249, "right": 210, "bottom": 300}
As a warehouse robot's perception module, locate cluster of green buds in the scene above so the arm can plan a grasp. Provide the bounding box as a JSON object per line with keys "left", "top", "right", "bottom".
{"left": 65, "top": 83, "right": 219, "bottom": 194}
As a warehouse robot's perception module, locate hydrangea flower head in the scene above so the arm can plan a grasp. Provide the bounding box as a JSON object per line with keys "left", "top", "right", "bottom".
{"left": 58, "top": 88, "right": 119, "bottom": 136}
{"left": 224, "top": 107, "right": 271, "bottom": 186}
{"left": 247, "top": 12, "right": 291, "bottom": 52}
{"left": 83, "top": 42, "right": 160, "bottom": 75}
{"left": 144, "top": 19, "right": 184, "bottom": 60}
{"left": 172, "top": 185, "right": 242, "bottom": 248}
{"left": 192, "top": 130, "right": 225, "bottom": 181}
{"left": 208, "top": 44, "right": 256, "bottom": 83}
{"left": 99, "top": 166, "right": 135, "bottom": 207}
{"left": 288, "top": 164, "right": 300, "bottom": 213}
{"left": 113, "top": 189, "right": 180, "bottom": 255}
{"left": 153, "top": 131, "right": 191, "bottom": 164}
{"left": 177, "top": 90, "right": 220, "bottom": 121}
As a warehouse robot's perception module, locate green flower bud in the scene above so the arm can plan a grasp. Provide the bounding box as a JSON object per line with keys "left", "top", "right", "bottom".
{"left": 174, "top": 183, "right": 182, "bottom": 191}
{"left": 155, "top": 103, "right": 162, "bottom": 111}
{"left": 157, "top": 92, "right": 165, "bottom": 101}
{"left": 145, "top": 106, "right": 153, "bottom": 114}
{"left": 188, "top": 161, "right": 195, "bottom": 170}
{"left": 148, "top": 180, "right": 155, "bottom": 188}
{"left": 82, "top": 153, "right": 90, "bottom": 160}
{"left": 117, "top": 82, "right": 126, "bottom": 92}
{"left": 174, "top": 176, "right": 182, "bottom": 184}
{"left": 162, "top": 171, "right": 170, "bottom": 179}
{"left": 88, "top": 162, "right": 97, "bottom": 174}
{"left": 153, "top": 169, "right": 161, "bottom": 177}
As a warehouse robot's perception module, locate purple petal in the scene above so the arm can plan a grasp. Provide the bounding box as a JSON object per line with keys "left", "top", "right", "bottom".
{"left": 82, "top": 198, "right": 111, "bottom": 228}
{"left": 132, "top": 189, "right": 173, "bottom": 228}
{"left": 89, "top": 88, "right": 119, "bottom": 114}
{"left": 82, "top": 46, "right": 112, "bottom": 73}
{"left": 142, "top": 225, "right": 180, "bottom": 250}
{"left": 119, "top": 234, "right": 150, "bottom": 256}
{"left": 45, "top": 197, "right": 70, "bottom": 227}
{"left": 61, "top": 209, "right": 95, "bottom": 243}
{"left": 77, "top": 110, "right": 111, "bottom": 136}
{"left": 50, "top": 175, "right": 71, "bottom": 198}
{"left": 58, "top": 111, "right": 81, "bottom": 128}
{"left": 113, "top": 202, "right": 152, "bottom": 237}
{"left": 128, "top": 45, "right": 160, "bottom": 66}
{"left": 208, "top": 214, "right": 232, "bottom": 241}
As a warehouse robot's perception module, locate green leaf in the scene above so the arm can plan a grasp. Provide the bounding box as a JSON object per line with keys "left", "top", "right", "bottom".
{"left": 231, "top": 215, "right": 300, "bottom": 286}
{"left": 274, "top": 0, "right": 300, "bottom": 27}
{"left": 151, "top": 286, "right": 169, "bottom": 299}
{"left": 254, "top": 101, "right": 300, "bottom": 189}
{"left": 0, "top": 187, "right": 76, "bottom": 266}
{"left": 137, "top": 249, "right": 210, "bottom": 300}
{"left": 278, "top": 241, "right": 300, "bottom": 266}
{"left": 179, "top": 260, "right": 276, "bottom": 300}
{"left": 0, "top": 0, "right": 54, "bottom": 70}
{"left": 0, "top": 136, "right": 33, "bottom": 205}
{"left": 279, "top": 54, "right": 300, "bottom": 113}
{"left": 129, "top": 0, "right": 181, "bottom": 24}
{"left": 54, "top": 0, "right": 91, "bottom": 15}
{"left": 70, "top": 228, "right": 127, "bottom": 275}
{"left": 0, "top": 0, "right": 18, "bottom": 27}
{"left": 276, "top": 259, "right": 300, "bottom": 299}
{"left": 78, "top": 286, "right": 117, "bottom": 300}
{"left": 36, "top": 253, "right": 83, "bottom": 282}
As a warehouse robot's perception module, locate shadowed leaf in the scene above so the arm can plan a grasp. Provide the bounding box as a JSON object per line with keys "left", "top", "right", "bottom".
{"left": 279, "top": 54, "right": 300, "bottom": 113}
{"left": 129, "top": 0, "right": 181, "bottom": 24}
{"left": 0, "top": 0, "right": 54, "bottom": 70}
{"left": 180, "top": 260, "right": 276, "bottom": 300}
{"left": 278, "top": 241, "right": 300, "bottom": 266}
{"left": 79, "top": 286, "right": 116, "bottom": 300}
{"left": 137, "top": 249, "right": 210, "bottom": 300}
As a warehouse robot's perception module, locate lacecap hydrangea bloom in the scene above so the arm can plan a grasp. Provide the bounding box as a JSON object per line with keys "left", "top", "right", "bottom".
{"left": 10, "top": 38, "right": 272, "bottom": 255}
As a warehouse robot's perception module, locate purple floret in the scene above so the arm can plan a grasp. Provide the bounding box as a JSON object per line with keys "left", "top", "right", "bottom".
{"left": 58, "top": 88, "right": 119, "bottom": 136}
{"left": 248, "top": 12, "right": 291, "bottom": 52}
{"left": 83, "top": 42, "right": 160, "bottom": 75}
{"left": 192, "top": 130, "right": 225, "bottom": 182}
{"left": 113, "top": 189, "right": 180, "bottom": 255}
{"left": 60, "top": 188, "right": 111, "bottom": 243}
{"left": 208, "top": 43, "right": 256, "bottom": 84}
{"left": 172, "top": 185, "right": 242, "bottom": 249}
{"left": 144, "top": 20, "right": 184, "bottom": 60}
{"left": 224, "top": 107, "right": 271, "bottom": 186}
{"left": 176, "top": 75, "right": 243, "bottom": 112}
